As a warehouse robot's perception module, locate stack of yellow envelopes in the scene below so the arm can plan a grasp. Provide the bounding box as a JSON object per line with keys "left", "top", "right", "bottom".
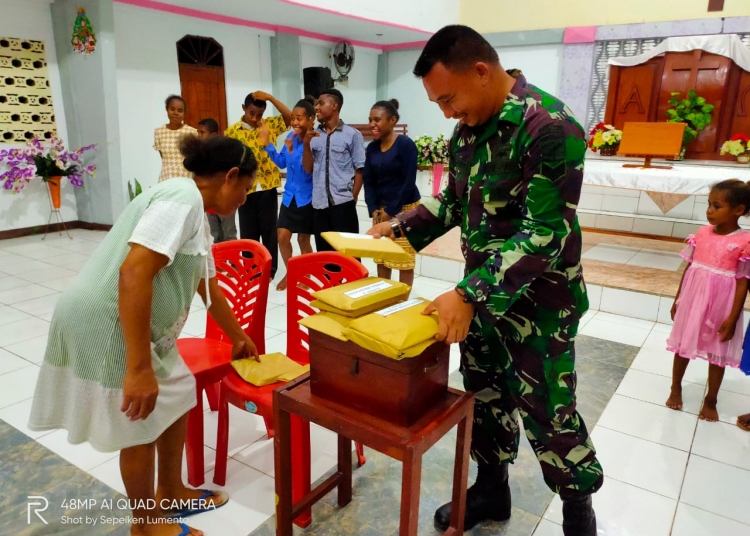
{"left": 343, "top": 298, "right": 440, "bottom": 360}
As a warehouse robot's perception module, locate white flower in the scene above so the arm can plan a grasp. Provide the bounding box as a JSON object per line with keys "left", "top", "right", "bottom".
{"left": 602, "top": 131, "right": 612, "bottom": 143}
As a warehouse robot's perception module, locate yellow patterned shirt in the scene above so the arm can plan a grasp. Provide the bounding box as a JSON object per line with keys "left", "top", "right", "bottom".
{"left": 225, "top": 115, "right": 288, "bottom": 191}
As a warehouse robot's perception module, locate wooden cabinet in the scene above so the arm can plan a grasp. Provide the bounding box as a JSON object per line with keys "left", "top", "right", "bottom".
{"left": 605, "top": 50, "right": 749, "bottom": 161}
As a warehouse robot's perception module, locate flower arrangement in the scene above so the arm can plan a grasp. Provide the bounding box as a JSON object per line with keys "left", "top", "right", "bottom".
{"left": 432, "top": 134, "right": 450, "bottom": 166}
{"left": 587, "top": 123, "right": 622, "bottom": 154}
{"left": 414, "top": 135, "right": 435, "bottom": 168}
{"left": 413, "top": 134, "right": 451, "bottom": 167}
{"left": 0, "top": 136, "right": 96, "bottom": 193}
{"left": 720, "top": 133, "right": 750, "bottom": 161}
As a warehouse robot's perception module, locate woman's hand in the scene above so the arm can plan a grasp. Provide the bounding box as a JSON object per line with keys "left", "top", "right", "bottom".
{"left": 121, "top": 364, "right": 159, "bottom": 421}
{"left": 258, "top": 121, "right": 270, "bottom": 146}
{"left": 718, "top": 318, "right": 737, "bottom": 343}
{"left": 232, "top": 333, "right": 260, "bottom": 362}
{"left": 304, "top": 130, "right": 320, "bottom": 145}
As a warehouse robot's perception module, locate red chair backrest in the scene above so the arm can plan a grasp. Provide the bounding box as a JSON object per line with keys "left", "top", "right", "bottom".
{"left": 286, "top": 252, "right": 368, "bottom": 364}
{"left": 205, "top": 239, "right": 271, "bottom": 355}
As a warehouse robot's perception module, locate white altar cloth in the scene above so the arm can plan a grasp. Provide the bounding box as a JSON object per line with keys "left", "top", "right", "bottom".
{"left": 583, "top": 159, "right": 750, "bottom": 196}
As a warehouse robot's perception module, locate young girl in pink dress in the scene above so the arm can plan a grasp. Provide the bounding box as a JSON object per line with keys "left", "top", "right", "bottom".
{"left": 667, "top": 179, "right": 750, "bottom": 422}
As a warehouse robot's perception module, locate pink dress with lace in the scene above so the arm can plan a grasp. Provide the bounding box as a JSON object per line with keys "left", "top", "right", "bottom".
{"left": 667, "top": 225, "right": 750, "bottom": 367}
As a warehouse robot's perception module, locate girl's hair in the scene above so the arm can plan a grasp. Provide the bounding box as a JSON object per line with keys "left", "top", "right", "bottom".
{"left": 181, "top": 135, "right": 257, "bottom": 178}
{"left": 294, "top": 96, "right": 316, "bottom": 118}
{"left": 372, "top": 99, "right": 400, "bottom": 121}
{"left": 711, "top": 179, "right": 750, "bottom": 215}
{"left": 165, "top": 95, "right": 186, "bottom": 110}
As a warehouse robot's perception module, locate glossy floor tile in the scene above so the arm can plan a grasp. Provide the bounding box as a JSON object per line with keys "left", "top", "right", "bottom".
{"left": 2, "top": 229, "right": 750, "bottom": 536}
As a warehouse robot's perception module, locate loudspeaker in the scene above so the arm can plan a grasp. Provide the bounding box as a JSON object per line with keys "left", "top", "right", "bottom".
{"left": 303, "top": 67, "right": 334, "bottom": 99}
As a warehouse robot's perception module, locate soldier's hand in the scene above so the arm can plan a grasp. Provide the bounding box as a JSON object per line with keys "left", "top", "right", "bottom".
{"left": 367, "top": 221, "right": 395, "bottom": 240}
{"left": 422, "top": 290, "right": 473, "bottom": 344}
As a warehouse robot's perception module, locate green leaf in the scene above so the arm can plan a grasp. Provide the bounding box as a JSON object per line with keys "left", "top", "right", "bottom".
{"left": 135, "top": 179, "right": 142, "bottom": 196}
{"left": 127, "top": 181, "right": 135, "bottom": 202}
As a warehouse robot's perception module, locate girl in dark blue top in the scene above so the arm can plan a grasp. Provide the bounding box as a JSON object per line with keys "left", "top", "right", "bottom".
{"left": 261, "top": 97, "right": 315, "bottom": 291}
{"left": 364, "top": 99, "right": 420, "bottom": 287}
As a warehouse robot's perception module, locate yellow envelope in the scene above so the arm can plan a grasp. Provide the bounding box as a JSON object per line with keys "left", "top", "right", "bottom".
{"left": 343, "top": 298, "right": 439, "bottom": 359}
{"left": 320, "top": 232, "right": 411, "bottom": 262}
{"left": 311, "top": 277, "right": 410, "bottom": 314}
{"left": 231, "top": 353, "right": 309, "bottom": 387}
{"left": 298, "top": 311, "right": 353, "bottom": 341}
{"left": 344, "top": 330, "right": 437, "bottom": 360}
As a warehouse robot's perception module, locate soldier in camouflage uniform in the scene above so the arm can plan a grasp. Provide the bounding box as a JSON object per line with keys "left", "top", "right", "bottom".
{"left": 369, "top": 26, "right": 602, "bottom": 535}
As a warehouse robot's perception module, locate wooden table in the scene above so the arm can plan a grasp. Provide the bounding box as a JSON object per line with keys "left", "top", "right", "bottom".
{"left": 273, "top": 373, "right": 475, "bottom": 536}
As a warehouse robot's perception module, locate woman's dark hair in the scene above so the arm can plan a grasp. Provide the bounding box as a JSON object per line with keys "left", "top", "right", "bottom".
{"left": 372, "top": 99, "right": 400, "bottom": 121}
{"left": 294, "top": 96, "right": 316, "bottom": 117}
{"left": 711, "top": 179, "right": 750, "bottom": 215}
{"left": 181, "top": 135, "right": 257, "bottom": 178}
{"left": 165, "top": 94, "right": 186, "bottom": 109}
{"left": 413, "top": 25, "right": 499, "bottom": 78}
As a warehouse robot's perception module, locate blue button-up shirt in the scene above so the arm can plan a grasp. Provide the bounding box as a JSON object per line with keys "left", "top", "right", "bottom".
{"left": 264, "top": 133, "right": 313, "bottom": 207}
{"left": 309, "top": 121, "right": 366, "bottom": 209}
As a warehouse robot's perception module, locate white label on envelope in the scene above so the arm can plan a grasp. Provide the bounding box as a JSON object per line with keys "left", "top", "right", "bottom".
{"left": 337, "top": 232, "right": 381, "bottom": 240}
{"left": 343, "top": 280, "right": 394, "bottom": 299}
{"left": 375, "top": 298, "right": 424, "bottom": 317}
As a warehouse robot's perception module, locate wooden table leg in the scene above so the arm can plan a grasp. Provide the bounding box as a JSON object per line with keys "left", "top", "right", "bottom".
{"left": 447, "top": 409, "right": 473, "bottom": 536}
{"left": 399, "top": 447, "right": 423, "bottom": 536}
{"left": 337, "top": 435, "right": 353, "bottom": 506}
{"left": 274, "top": 407, "right": 293, "bottom": 536}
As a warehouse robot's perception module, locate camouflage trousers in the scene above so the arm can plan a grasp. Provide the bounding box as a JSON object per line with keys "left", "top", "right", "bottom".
{"left": 461, "top": 309, "right": 604, "bottom": 499}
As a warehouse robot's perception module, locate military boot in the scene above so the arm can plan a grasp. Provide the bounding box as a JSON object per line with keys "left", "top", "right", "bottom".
{"left": 434, "top": 463, "right": 511, "bottom": 531}
{"left": 562, "top": 494, "right": 596, "bottom": 536}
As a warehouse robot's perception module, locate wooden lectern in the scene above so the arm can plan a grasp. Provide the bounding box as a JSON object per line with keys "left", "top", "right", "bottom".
{"left": 616, "top": 122, "right": 687, "bottom": 170}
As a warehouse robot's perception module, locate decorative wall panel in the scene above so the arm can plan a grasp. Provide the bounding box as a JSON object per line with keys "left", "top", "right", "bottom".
{"left": 0, "top": 38, "right": 55, "bottom": 144}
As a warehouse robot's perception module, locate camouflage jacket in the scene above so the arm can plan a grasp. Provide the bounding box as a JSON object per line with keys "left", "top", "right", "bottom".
{"left": 401, "top": 74, "right": 588, "bottom": 325}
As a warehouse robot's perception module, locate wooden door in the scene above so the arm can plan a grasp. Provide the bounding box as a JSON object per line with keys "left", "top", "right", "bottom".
{"left": 605, "top": 58, "right": 664, "bottom": 130}
{"left": 657, "top": 50, "right": 733, "bottom": 158}
{"left": 179, "top": 64, "right": 227, "bottom": 132}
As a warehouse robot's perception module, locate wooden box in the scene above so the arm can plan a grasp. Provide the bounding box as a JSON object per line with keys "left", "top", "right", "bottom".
{"left": 308, "top": 330, "right": 449, "bottom": 426}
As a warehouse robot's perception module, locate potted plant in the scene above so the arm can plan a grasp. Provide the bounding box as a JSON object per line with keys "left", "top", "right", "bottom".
{"left": 0, "top": 136, "right": 96, "bottom": 208}
{"left": 666, "top": 89, "right": 714, "bottom": 158}
{"left": 587, "top": 123, "right": 622, "bottom": 156}
{"left": 720, "top": 133, "right": 750, "bottom": 164}
{"left": 127, "top": 179, "right": 143, "bottom": 201}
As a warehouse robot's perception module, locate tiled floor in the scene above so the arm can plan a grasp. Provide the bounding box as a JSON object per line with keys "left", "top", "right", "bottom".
{"left": 1, "top": 229, "right": 750, "bottom": 535}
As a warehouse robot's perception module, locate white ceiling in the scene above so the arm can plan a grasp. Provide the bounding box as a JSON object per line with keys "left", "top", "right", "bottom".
{"left": 131, "top": 0, "right": 433, "bottom": 50}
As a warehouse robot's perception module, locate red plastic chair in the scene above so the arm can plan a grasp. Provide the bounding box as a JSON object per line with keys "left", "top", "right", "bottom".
{"left": 213, "top": 252, "right": 369, "bottom": 527}
{"left": 177, "top": 239, "right": 271, "bottom": 487}
{"left": 284, "top": 253, "right": 367, "bottom": 468}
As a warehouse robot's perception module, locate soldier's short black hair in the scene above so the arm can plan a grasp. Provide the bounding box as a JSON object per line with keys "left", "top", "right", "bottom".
{"left": 413, "top": 25, "right": 499, "bottom": 78}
